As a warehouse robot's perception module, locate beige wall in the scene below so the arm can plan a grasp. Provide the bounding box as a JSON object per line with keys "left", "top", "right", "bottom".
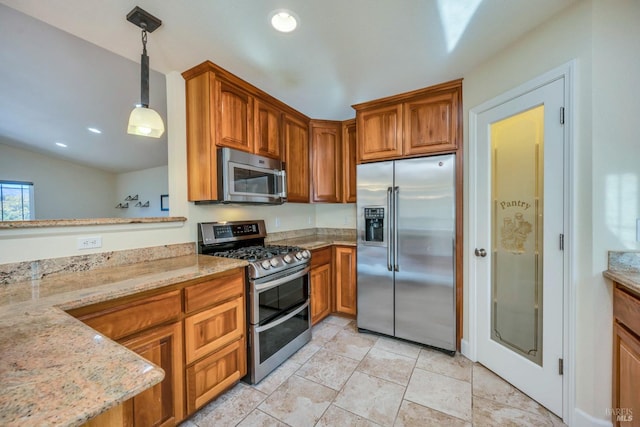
{"left": 463, "top": 0, "right": 640, "bottom": 423}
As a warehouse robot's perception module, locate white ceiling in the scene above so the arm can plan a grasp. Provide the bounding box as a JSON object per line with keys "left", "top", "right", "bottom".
{"left": 0, "top": 0, "right": 577, "bottom": 172}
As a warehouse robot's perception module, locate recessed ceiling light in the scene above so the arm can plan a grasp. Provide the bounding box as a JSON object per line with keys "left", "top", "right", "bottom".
{"left": 87, "top": 127, "right": 102, "bottom": 134}
{"left": 270, "top": 10, "right": 298, "bottom": 33}
{"left": 55, "top": 142, "right": 68, "bottom": 148}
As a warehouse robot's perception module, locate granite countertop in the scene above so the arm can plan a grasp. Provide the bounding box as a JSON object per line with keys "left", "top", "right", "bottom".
{"left": 0, "top": 254, "right": 247, "bottom": 427}
{"left": 603, "top": 251, "right": 640, "bottom": 296}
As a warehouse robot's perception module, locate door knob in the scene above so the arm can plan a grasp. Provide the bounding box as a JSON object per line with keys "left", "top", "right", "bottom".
{"left": 475, "top": 248, "right": 487, "bottom": 257}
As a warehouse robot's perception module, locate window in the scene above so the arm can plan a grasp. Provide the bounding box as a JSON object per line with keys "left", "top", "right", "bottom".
{"left": 0, "top": 181, "right": 34, "bottom": 221}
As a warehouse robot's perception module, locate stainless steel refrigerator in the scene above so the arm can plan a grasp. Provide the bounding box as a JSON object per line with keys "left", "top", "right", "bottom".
{"left": 356, "top": 154, "right": 456, "bottom": 351}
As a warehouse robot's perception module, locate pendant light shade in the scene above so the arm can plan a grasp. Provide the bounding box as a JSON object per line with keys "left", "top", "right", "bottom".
{"left": 128, "top": 106, "right": 165, "bottom": 137}
{"left": 126, "top": 6, "right": 164, "bottom": 138}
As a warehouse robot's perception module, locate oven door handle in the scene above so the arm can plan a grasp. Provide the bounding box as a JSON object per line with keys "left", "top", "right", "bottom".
{"left": 255, "top": 300, "right": 310, "bottom": 333}
{"left": 252, "top": 266, "right": 310, "bottom": 292}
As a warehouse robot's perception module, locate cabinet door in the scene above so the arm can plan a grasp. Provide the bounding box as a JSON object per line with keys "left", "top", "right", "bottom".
{"left": 311, "top": 263, "right": 332, "bottom": 325}
{"left": 254, "top": 99, "right": 282, "bottom": 159}
{"left": 334, "top": 246, "right": 357, "bottom": 316}
{"left": 184, "top": 296, "right": 245, "bottom": 364}
{"left": 283, "top": 114, "right": 310, "bottom": 203}
{"left": 311, "top": 121, "right": 342, "bottom": 203}
{"left": 404, "top": 89, "right": 459, "bottom": 156}
{"left": 119, "top": 322, "right": 184, "bottom": 427}
{"left": 341, "top": 119, "right": 357, "bottom": 203}
{"left": 612, "top": 322, "right": 640, "bottom": 426}
{"left": 356, "top": 104, "right": 403, "bottom": 162}
{"left": 185, "top": 337, "right": 246, "bottom": 414}
{"left": 217, "top": 80, "right": 253, "bottom": 152}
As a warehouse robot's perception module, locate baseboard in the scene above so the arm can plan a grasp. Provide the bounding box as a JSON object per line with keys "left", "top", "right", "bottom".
{"left": 573, "top": 408, "right": 613, "bottom": 427}
{"left": 461, "top": 338, "right": 475, "bottom": 361}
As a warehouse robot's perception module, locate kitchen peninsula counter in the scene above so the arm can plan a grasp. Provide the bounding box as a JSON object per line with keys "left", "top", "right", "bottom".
{"left": 0, "top": 254, "right": 247, "bottom": 427}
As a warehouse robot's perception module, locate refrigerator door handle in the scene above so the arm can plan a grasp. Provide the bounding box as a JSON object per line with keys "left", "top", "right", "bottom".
{"left": 387, "top": 186, "right": 393, "bottom": 271}
{"left": 394, "top": 186, "right": 400, "bottom": 272}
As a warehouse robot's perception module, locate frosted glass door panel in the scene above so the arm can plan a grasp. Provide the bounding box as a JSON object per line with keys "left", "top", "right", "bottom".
{"left": 490, "top": 105, "right": 544, "bottom": 366}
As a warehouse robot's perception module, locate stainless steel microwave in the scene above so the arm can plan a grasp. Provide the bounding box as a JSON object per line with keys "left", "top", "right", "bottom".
{"left": 214, "top": 147, "right": 287, "bottom": 204}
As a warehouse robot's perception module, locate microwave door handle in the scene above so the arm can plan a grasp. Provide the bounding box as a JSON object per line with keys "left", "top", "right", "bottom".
{"left": 278, "top": 170, "right": 287, "bottom": 198}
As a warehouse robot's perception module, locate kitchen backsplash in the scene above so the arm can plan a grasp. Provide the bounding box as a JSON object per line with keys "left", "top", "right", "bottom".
{"left": 0, "top": 228, "right": 356, "bottom": 286}
{"left": 0, "top": 243, "right": 195, "bottom": 286}
{"left": 608, "top": 251, "right": 640, "bottom": 272}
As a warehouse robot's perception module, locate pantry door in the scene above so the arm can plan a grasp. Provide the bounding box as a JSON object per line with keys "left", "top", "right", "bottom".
{"left": 472, "top": 76, "right": 565, "bottom": 416}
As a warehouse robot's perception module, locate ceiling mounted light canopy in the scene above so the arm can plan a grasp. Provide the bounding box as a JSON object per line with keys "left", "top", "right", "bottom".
{"left": 270, "top": 10, "right": 298, "bottom": 33}
{"left": 126, "top": 6, "right": 164, "bottom": 138}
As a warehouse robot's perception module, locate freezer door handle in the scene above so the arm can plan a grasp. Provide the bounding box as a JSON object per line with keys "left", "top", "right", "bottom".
{"left": 387, "top": 186, "right": 393, "bottom": 271}
{"left": 394, "top": 186, "right": 400, "bottom": 272}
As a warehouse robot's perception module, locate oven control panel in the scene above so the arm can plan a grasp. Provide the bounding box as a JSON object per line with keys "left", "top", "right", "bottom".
{"left": 198, "top": 220, "right": 267, "bottom": 245}
{"left": 214, "top": 223, "right": 259, "bottom": 239}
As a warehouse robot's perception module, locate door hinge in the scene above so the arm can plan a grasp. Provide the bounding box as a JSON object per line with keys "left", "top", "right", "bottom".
{"left": 559, "top": 358, "right": 564, "bottom": 375}
{"left": 560, "top": 107, "right": 565, "bottom": 125}
{"left": 559, "top": 234, "right": 564, "bottom": 251}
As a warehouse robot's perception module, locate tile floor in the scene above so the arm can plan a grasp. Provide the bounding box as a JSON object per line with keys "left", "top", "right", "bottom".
{"left": 180, "top": 316, "right": 566, "bottom": 427}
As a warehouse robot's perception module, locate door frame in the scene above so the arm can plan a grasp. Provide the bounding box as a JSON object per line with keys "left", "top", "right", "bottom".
{"left": 466, "top": 61, "right": 575, "bottom": 424}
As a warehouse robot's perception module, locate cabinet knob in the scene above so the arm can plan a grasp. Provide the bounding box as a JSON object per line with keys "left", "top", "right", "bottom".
{"left": 475, "top": 248, "right": 487, "bottom": 257}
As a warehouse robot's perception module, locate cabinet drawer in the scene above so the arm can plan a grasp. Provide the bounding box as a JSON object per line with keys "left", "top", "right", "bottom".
{"left": 614, "top": 287, "right": 640, "bottom": 336}
{"left": 185, "top": 337, "right": 246, "bottom": 414}
{"left": 184, "top": 295, "right": 245, "bottom": 364}
{"left": 77, "top": 290, "right": 182, "bottom": 341}
{"left": 311, "top": 247, "right": 332, "bottom": 268}
{"left": 184, "top": 269, "right": 245, "bottom": 314}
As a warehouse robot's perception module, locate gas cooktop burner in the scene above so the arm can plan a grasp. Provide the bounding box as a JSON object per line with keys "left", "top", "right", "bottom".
{"left": 214, "top": 245, "right": 301, "bottom": 262}
{"left": 197, "top": 221, "right": 311, "bottom": 279}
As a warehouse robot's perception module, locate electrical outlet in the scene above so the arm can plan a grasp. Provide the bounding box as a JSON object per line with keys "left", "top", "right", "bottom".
{"left": 275, "top": 217, "right": 281, "bottom": 228}
{"left": 344, "top": 216, "right": 349, "bottom": 225}
{"left": 308, "top": 216, "right": 312, "bottom": 225}
{"left": 77, "top": 236, "right": 102, "bottom": 250}
{"left": 637, "top": 218, "right": 640, "bottom": 242}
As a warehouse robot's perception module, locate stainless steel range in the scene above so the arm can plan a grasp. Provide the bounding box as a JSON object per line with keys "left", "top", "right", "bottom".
{"left": 197, "top": 220, "right": 311, "bottom": 384}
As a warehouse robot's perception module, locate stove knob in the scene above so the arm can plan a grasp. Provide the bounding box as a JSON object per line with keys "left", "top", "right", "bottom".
{"left": 270, "top": 258, "right": 279, "bottom": 267}
{"left": 295, "top": 251, "right": 303, "bottom": 260}
{"left": 261, "top": 260, "right": 271, "bottom": 270}
{"left": 283, "top": 254, "right": 293, "bottom": 263}
{"left": 302, "top": 250, "right": 311, "bottom": 259}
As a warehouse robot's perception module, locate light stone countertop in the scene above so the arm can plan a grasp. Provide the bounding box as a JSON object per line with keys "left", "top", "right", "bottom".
{"left": 0, "top": 254, "right": 247, "bottom": 427}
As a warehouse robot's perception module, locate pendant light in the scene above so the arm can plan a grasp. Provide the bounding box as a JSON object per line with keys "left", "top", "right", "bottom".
{"left": 126, "top": 6, "right": 164, "bottom": 138}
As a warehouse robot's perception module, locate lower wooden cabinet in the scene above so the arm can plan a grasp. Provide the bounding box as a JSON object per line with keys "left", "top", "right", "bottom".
{"left": 185, "top": 337, "right": 246, "bottom": 413}
{"left": 310, "top": 247, "right": 332, "bottom": 325}
{"left": 183, "top": 274, "right": 246, "bottom": 414}
{"left": 119, "top": 322, "right": 184, "bottom": 427}
{"left": 612, "top": 285, "right": 640, "bottom": 426}
{"left": 70, "top": 267, "right": 248, "bottom": 427}
{"left": 334, "top": 246, "right": 357, "bottom": 316}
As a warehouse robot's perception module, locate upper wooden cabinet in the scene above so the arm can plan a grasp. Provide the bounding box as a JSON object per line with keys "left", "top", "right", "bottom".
{"left": 341, "top": 119, "right": 357, "bottom": 203}
{"left": 356, "top": 103, "right": 403, "bottom": 162}
{"left": 353, "top": 79, "right": 462, "bottom": 163}
{"left": 182, "top": 61, "right": 310, "bottom": 201}
{"left": 254, "top": 99, "right": 283, "bottom": 159}
{"left": 310, "top": 120, "right": 342, "bottom": 203}
{"left": 283, "top": 113, "right": 311, "bottom": 203}
{"left": 218, "top": 80, "right": 253, "bottom": 152}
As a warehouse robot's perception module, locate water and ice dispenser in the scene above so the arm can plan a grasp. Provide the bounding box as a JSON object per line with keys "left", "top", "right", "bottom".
{"left": 364, "top": 207, "right": 385, "bottom": 243}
